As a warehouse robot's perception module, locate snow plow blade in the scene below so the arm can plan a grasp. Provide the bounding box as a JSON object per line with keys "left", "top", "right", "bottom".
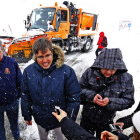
{"left": 7, "top": 34, "right": 49, "bottom": 63}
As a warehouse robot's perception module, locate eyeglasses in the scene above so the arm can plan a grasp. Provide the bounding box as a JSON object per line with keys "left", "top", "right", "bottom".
{"left": 37, "top": 53, "right": 52, "bottom": 60}
{"left": 101, "top": 69, "right": 117, "bottom": 72}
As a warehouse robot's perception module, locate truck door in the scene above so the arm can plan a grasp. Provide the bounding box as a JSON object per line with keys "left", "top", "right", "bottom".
{"left": 55, "top": 10, "right": 61, "bottom": 32}
{"left": 55, "top": 9, "right": 69, "bottom": 39}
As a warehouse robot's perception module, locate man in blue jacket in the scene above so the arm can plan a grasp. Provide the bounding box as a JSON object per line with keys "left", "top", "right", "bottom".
{"left": 0, "top": 41, "right": 23, "bottom": 140}
{"left": 79, "top": 48, "right": 135, "bottom": 138}
{"left": 21, "top": 37, "right": 81, "bottom": 140}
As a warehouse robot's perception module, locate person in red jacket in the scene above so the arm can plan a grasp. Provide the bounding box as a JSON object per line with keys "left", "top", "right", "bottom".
{"left": 96, "top": 32, "right": 107, "bottom": 57}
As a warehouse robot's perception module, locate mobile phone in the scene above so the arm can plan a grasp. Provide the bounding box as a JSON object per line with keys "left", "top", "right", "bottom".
{"left": 55, "top": 106, "right": 61, "bottom": 115}
{"left": 109, "top": 124, "right": 123, "bottom": 132}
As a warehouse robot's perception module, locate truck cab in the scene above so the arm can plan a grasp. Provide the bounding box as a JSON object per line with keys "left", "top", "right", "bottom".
{"left": 25, "top": 4, "right": 70, "bottom": 40}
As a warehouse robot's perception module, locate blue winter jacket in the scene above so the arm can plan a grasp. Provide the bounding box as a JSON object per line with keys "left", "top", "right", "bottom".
{"left": 79, "top": 48, "right": 135, "bottom": 123}
{"left": 0, "top": 55, "right": 22, "bottom": 106}
{"left": 21, "top": 45, "right": 81, "bottom": 131}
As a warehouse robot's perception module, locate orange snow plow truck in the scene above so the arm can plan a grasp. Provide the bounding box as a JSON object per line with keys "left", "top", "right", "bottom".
{"left": 6, "top": 1, "right": 99, "bottom": 62}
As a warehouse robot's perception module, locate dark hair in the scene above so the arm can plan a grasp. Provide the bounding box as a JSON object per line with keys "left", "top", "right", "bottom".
{"left": 32, "top": 37, "right": 53, "bottom": 55}
{"left": 133, "top": 127, "right": 140, "bottom": 140}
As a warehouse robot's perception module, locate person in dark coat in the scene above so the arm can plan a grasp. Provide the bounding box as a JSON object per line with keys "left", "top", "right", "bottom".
{"left": 52, "top": 108, "right": 132, "bottom": 140}
{"left": 79, "top": 48, "right": 135, "bottom": 138}
{"left": 101, "top": 111, "right": 140, "bottom": 140}
{"left": 95, "top": 32, "right": 107, "bottom": 57}
{"left": 21, "top": 37, "right": 81, "bottom": 140}
{"left": 0, "top": 41, "right": 23, "bottom": 140}
{"left": 116, "top": 101, "right": 140, "bottom": 132}
{"left": 52, "top": 109, "right": 100, "bottom": 140}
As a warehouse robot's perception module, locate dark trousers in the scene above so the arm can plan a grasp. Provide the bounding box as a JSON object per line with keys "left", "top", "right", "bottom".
{"left": 80, "top": 115, "right": 112, "bottom": 139}
{"left": 0, "top": 100, "right": 20, "bottom": 140}
{"left": 95, "top": 48, "right": 103, "bottom": 57}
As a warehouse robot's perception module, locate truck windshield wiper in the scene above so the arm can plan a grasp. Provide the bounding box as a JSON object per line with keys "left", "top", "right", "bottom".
{"left": 29, "top": 27, "right": 46, "bottom": 33}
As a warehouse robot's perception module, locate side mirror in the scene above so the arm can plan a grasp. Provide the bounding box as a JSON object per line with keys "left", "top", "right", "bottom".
{"left": 24, "top": 22, "right": 31, "bottom": 29}
{"left": 23, "top": 20, "right": 29, "bottom": 29}
{"left": 23, "top": 20, "right": 26, "bottom": 25}
{"left": 57, "top": 13, "right": 61, "bottom": 21}
{"left": 55, "top": 10, "right": 61, "bottom": 32}
{"left": 25, "top": 24, "right": 29, "bottom": 29}
{"left": 57, "top": 17, "right": 60, "bottom": 22}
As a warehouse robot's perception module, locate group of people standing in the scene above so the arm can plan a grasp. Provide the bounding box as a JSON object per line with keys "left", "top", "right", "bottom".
{"left": 0, "top": 32, "right": 139, "bottom": 140}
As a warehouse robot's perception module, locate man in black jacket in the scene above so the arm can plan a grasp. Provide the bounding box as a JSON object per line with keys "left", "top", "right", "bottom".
{"left": 79, "top": 48, "right": 135, "bottom": 138}
{"left": 52, "top": 109, "right": 100, "bottom": 140}
{"left": 52, "top": 109, "right": 130, "bottom": 140}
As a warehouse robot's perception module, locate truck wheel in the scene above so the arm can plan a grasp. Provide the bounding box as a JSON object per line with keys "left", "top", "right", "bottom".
{"left": 67, "top": 45, "right": 72, "bottom": 52}
{"left": 81, "top": 38, "right": 91, "bottom": 52}
{"left": 65, "top": 39, "right": 72, "bottom": 52}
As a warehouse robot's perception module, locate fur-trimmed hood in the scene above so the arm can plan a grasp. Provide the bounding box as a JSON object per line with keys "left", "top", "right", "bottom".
{"left": 52, "top": 44, "right": 65, "bottom": 68}
{"left": 33, "top": 44, "right": 65, "bottom": 68}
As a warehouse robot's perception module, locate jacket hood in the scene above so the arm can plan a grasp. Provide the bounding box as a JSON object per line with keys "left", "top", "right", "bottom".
{"left": 92, "top": 48, "right": 127, "bottom": 74}
{"left": 33, "top": 44, "right": 65, "bottom": 69}
{"left": 99, "top": 32, "right": 104, "bottom": 37}
{"left": 52, "top": 44, "right": 65, "bottom": 68}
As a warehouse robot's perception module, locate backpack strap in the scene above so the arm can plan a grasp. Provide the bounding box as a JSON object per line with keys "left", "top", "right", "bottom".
{"left": 101, "top": 36, "right": 107, "bottom": 47}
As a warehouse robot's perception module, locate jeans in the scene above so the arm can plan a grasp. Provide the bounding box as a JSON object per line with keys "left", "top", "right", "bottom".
{"left": 95, "top": 48, "right": 103, "bottom": 57}
{"left": 37, "top": 125, "right": 65, "bottom": 140}
{"left": 0, "top": 99, "right": 20, "bottom": 140}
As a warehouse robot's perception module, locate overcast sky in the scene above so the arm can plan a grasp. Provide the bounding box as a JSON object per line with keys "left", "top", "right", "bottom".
{"left": 0, "top": 0, "right": 139, "bottom": 38}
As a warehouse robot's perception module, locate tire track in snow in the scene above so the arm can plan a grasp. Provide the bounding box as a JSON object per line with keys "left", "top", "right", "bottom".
{"left": 65, "top": 52, "right": 82, "bottom": 67}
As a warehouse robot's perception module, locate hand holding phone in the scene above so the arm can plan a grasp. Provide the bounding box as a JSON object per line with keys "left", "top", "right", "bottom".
{"left": 52, "top": 107, "right": 67, "bottom": 122}
{"left": 55, "top": 106, "right": 61, "bottom": 115}
{"left": 109, "top": 124, "right": 123, "bottom": 132}
{"left": 101, "top": 131, "right": 119, "bottom": 140}
{"left": 93, "top": 94, "right": 102, "bottom": 103}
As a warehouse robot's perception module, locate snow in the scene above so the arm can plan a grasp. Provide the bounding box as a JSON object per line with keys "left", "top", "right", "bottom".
{"left": 1, "top": 0, "right": 140, "bottom": 139}
{"left": 79, "top": 29, "right": 96, "bottom": 35}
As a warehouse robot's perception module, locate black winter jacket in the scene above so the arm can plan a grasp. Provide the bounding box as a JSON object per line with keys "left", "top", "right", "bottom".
{"left": 60, "top": 117, "right": 100, "bottom": 140}
{"left": 60, "top": 117, "right": 130, "bottom": 140}
{"left": 79, "top": 48, "right": 135, "bottom": 123}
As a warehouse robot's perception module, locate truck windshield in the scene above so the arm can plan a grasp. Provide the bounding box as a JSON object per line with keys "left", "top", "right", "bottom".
{"left": 29, "top": 8, "right": 56, "bottom": 31}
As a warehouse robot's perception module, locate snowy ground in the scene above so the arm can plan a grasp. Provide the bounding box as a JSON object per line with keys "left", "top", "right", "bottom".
{"left": 1, "top": 0, "right": 140, "bottom": 139}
